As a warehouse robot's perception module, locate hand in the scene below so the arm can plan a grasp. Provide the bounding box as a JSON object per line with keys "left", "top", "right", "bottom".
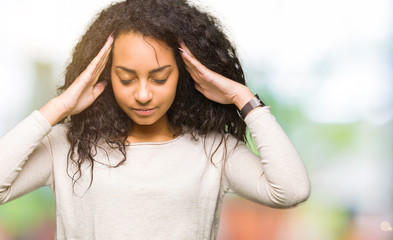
{"left": 59, "top": 34, "right": 114, "bottom": 115}
{"left": 179, "top": 42, "right": 254, "bottom": 108}
{"left": 39, "top": 34, "right": 113, "bottom": 126}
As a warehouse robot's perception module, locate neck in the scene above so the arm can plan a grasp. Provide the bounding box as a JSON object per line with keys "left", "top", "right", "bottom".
{"left": 127, "top": 115, "right": 178, "bottom": 143}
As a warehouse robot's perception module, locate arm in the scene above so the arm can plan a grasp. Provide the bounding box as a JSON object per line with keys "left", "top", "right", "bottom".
{"left": 0, "top": 111, "right": 53, "bottom": 204}
{"left": 179, "top": 43, "right": 311, "bottom": 208}
{"left": 0, "top": 34, "right": 114, "bottom": 204}
{"left": 224, "top": 106, "right": 311, "bottom": 208}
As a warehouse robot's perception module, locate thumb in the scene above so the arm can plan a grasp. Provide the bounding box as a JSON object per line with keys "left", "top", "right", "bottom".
{"left": 92, "top": 80, "right": 108, "bottom": 99}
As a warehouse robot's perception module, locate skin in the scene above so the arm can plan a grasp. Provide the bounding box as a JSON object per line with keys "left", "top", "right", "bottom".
{"left": 111, "top": 33, "right": 179, "bottom": 143}
{"left": 39, "top": 33, "right": 257, "bottom": 142}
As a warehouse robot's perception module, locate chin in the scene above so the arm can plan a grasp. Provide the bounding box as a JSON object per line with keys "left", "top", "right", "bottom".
{"left": 125, "top": 110, "right": 168, "bottom": 127}
{"left": 129, "top": 116, "right": 160, "bottom": 126}
{"left": 133, "top": 120, "right": 156, "bottom": 126}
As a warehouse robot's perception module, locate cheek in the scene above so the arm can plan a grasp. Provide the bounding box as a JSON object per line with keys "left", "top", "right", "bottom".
{"left": 111, "top": 82, "right": 128, "bottom": 105}
{"left": 156, "top": 84, "right": 177, "bottom": 108}
{"left": 166, "top": 79, "right": 178, "bottom": 102}
{"left": 169, "top": 72, "right": 179, "bottom": 97}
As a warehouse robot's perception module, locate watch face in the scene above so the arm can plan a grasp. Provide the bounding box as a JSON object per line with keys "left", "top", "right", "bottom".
{"left": 251, "top": 95, "right": 263, "bottom": 107}
{"left": 254, "top": 94, "right": 264, "bottom": 106}
{"left": 250, "top": 98, "right": 259, "bottom": 107}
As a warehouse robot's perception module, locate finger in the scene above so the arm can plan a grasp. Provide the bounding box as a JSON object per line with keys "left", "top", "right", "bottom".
{"left": 91, "top": 44, "right": 113, "bottom": 83}
{"left": 91, "top": 37, "right": 114, "bottom": 83}
{"left": 179, "top": 43, "right": 205, "bottom": 70}
{"left": 93, "top": 43, "right": 112, "bottom": 75}
{"left": 194, "top": 82, "right": 203, "bottom": 93}
{"left": 179, "top": 43, "right": 212, "bottom": 84}
{"left": 179, "top": 48, "right": 201, "bottom": 70}
{"left": 179, "top": 42, "right": 195, "bottom": 58}
{"left": 85, "top": 34, "right": 114, "bottom": 83}
{"left": 92, "top": 81, "right": 108, "bottom": 99}
{"left": 180, "top": 52, "right": 205, "bottom": 82}
{"left": 89, "top": 34, "right": 113, "bottom": 72}
{"left": 183, "top": 63, "right": 203, "bottom": 85}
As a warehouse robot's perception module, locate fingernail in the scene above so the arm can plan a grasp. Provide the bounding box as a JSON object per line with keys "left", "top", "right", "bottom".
{"left": 107, "top": 33, "right": 114, "bottom": 42}
{"left": 179, "top": 48, "right": 188, "bottom": 56}
{"left": 104, "top": 34, "right": 114, "bottom": 50}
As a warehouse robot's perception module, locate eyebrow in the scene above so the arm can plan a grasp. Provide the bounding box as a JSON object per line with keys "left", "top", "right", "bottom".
{"left": 115, "top": 65, "right": 171, "bottom": 74}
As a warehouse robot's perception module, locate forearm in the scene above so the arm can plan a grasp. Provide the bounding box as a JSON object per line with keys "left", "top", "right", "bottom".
{"left": 224, "top": 107, "right": 311, "bottom": 208}
{"left": 0, "top": 111, "right": 52, "bottom": 203}
{"left": 244, "top": 107, "right": 311, "bottom": 207}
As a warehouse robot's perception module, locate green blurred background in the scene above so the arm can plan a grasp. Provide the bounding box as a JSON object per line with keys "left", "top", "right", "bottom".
{"left": 0, "top": 0, "right": 392, "bottom": 239}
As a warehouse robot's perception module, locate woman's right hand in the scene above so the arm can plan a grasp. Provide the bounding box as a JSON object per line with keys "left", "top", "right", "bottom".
{"left": 39, "top": 34, "right": 114, "bottom": 126}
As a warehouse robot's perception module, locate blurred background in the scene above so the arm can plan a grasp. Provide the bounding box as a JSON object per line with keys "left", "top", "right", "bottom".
{"left": 0, "top": 0, "right": 392, "bottom": 239}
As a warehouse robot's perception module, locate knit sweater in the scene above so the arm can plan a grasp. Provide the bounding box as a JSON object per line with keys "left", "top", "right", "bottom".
{"left": 0, "top": 106, "right": 310, "bottom": 240}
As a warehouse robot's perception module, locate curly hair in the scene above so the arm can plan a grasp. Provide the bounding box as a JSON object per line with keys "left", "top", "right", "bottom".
{"left": 58, "top": 0, "right": 247, "bottom": 195}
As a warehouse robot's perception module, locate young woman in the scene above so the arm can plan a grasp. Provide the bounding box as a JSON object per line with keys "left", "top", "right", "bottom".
{"left": 0, "top": 0, "right": 311, "bottom": 239}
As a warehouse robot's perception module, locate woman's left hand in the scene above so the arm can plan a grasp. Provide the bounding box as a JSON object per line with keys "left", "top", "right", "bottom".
{"left": 179, "top": 42, "right": 254, "bottom": 109}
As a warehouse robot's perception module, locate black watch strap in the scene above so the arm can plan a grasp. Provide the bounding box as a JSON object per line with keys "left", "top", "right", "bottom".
{"left": 238, "top": 94, "right": 265, "bottom": 119}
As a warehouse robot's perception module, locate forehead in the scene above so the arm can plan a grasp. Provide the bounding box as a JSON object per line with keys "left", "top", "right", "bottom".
{"left": 112, "top": 32, "right": 175, "bottom": 70}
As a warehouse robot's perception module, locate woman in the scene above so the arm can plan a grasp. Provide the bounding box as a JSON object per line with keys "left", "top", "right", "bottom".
{"left": 0, "top": 0, "right": 311, "bottom": 239}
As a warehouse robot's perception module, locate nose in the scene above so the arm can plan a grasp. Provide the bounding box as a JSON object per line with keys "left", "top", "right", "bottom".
{"left": 134, "top": 81, "right": 153, "bottom": 105}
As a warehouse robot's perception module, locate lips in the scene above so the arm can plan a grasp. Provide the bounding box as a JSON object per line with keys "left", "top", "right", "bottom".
{"left": 132, "top": 108, "right": 156, "bottom": 116}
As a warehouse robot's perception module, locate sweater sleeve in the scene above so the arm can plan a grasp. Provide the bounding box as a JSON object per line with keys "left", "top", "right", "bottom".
{"left": 223, "top": 106, "right": 311, "bottom": 208}
{"left": 0, "top": 110, "right": 54, "bottom": 204}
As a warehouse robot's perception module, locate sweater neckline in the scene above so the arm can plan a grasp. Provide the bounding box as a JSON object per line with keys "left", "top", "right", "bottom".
{"left": 125, "top": 133, "right": 185, "bottom": 147}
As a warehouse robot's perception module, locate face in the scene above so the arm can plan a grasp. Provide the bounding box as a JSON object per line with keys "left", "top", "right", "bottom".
{"left": 111, "top": 32, "right": 179, "bottom": 128}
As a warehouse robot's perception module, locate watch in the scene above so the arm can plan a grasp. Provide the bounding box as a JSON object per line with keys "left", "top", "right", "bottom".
{"left": 237, "top": 94, "right": 265, "bottom": 119}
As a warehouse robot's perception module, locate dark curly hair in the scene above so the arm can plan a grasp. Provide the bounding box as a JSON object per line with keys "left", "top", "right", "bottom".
{"left": 58, "top": 0, "right": 248, "bottom": 195}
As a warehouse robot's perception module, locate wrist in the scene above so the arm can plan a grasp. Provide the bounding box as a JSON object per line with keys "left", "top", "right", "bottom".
{"left": 39, "top": 97, "right": 69, "bottom": 126}
{"left": 232, "top": 86, "right": 255, "bottom": 110}
{"left": 235, "top": 90, "right": 265, "bottom": 119}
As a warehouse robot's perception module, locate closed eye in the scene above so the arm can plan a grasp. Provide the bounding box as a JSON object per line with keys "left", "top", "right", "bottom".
{"left": 153, "top": 79, "right": 168, "bottom": 84}
{"left": 120, "top": 79, "right": 135, "bottom": 85}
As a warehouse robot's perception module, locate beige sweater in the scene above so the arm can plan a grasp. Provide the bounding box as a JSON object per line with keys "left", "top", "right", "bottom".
{"left": 0, "top": 106, "right": 310, "bottom": 240}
